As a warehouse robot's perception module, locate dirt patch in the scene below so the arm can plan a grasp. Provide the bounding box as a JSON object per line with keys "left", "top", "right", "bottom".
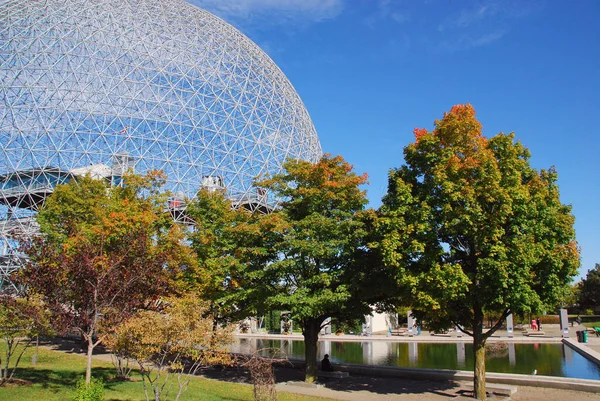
{"left": 0, "top": 378, "right": 33, "bottom": 387}
{"left": 106, "top": 376, "right": 141, "bottom": 383}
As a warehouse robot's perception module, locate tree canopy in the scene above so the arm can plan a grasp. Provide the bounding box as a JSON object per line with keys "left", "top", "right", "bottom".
{"left": 580, "top": 264, "right": 600, "bottom": 310}
{"left": 250, "top": 154, "right": 377, "bottom": 382}
{"left": 378, "top": 104, "right": 579, "bottom": 399}
{"left": 183, "top": 188, "right": 255, "bottom": 323}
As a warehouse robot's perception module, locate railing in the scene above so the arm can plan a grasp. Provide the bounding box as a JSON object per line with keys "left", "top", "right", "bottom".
{"left": 0, "top": 183, "right": 55, "bottom": 196}
{"left": 0, "top": 216, "right": 40, "bottom": 234}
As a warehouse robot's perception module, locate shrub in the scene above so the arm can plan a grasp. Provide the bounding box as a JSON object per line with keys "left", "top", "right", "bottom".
{"left": 104, "top": 294, "right": 234, "bottom": 401}
{"left": 0, "top": 295, "right": 53, "bottom": 386}
{"left": 539, "top": 315, "right": 560, "bottom": 324}
{"left": 239, "top": 320, "right": 250, "bottom": 333}
{"left": 74, "top": 377, "right": 104, "bottom": 401}
{"left": 264, "top": 310, "right": 282, "bottom": 333}
{"left": 332, "top": 318, "right": 363, "bottom": 334}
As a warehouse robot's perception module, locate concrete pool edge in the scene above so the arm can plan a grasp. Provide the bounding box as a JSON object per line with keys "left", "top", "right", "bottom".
{"left": 278, "top": 358, "right": 600, "bottom": 394}
{"left": 563, "top": 338, "right": 600, "bottom": 366}
{"left": 235, "top": 333, "right": 564, "bottom": 343}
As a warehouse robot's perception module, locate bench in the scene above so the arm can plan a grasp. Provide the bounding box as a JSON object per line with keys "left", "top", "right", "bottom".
{"left": 430, "top": 329, "right": 453, "bottom": 336}
{"left": 462, "top": 383, "right": 517, "bottom": 396}
{"left": 523, "top": 330, "right": 545, "bottom": 336}
{"left": 318, "top": 371, "right": 349, "bottom": 378}
{"left": 389, "top": 328, "right": 408, "bottom": 336}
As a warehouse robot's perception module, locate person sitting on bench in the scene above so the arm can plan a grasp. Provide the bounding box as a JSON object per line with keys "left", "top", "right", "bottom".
{"left": 321, "top": 354, "right": 334, "bottom": 371}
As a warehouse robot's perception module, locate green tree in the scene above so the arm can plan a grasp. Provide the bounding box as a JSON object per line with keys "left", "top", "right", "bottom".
{"left": 183, "top": 188, "right": 252, "bottom": 323}
{"left": 378, "top": 105, "right": 579, "bottom": 400}
{"left": 580, "top": 264, "right": 600, "bottom": 310}
{"left": 251, "top": 154, "right": 376, "bottom": 383}
{"left": 20, "top": 172, "right": 181, "bottom": 384}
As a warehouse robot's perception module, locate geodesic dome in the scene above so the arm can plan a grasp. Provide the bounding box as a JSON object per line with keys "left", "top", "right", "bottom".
{"left": 0, "top": 0, "right": 322, "bottom": 291}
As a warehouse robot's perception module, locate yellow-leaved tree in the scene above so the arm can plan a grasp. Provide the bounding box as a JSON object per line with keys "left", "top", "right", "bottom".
{"left": 104, "top": 294, "right": 234, "bottom": 401}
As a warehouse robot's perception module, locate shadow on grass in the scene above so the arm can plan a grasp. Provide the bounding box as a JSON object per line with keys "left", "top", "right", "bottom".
{"left": 10, "top": 366, "right": 134, "bottom": 392}
{"left": 12, "top": 341, "right": 460, "bottom": 400}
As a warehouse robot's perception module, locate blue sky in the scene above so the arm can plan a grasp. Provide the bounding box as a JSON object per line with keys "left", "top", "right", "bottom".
{"left": 188, "top": 0, "right": 600, "bottom": 280}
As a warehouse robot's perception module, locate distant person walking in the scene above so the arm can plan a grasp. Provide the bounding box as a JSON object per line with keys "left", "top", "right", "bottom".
{"left": 536, "top": 318, "right": 541, "bottom": 331}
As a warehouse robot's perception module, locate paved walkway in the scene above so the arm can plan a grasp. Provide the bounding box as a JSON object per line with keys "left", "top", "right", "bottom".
{"left": 584, "top": 327, "right": 600, "bottom": 354}
{"left": 276, "top": 377, "right": 600, "bottom": 401}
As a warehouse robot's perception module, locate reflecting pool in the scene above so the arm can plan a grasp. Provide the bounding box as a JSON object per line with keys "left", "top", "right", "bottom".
{"left": 231, "top": 338, "right": 600, "bottom": 380}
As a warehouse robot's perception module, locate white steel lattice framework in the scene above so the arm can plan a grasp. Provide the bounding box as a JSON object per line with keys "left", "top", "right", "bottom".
{"left": 0, "top": 0, "right": 323, "bottom": 292}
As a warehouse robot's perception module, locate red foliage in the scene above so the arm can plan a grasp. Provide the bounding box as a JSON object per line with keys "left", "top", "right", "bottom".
{"left": 448, "top": 103, "right": 476, "bottom": 118}
{"left": 413, "top": 127, "right": 428, "bottom": 143}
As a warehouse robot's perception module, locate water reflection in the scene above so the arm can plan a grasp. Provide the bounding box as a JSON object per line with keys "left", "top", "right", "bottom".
{"left": 457, "top": 342, "right": 466, "bottom": 368}
{"left": 508, "top": 343, "right": 515, "bottom": 366}
{"left": 231, "top": 338, "right": 600, "bottom": 380}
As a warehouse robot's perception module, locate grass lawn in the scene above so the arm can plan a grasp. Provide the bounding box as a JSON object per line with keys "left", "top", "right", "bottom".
{"left": 0, "top": 344, "right": 332, "bottom": 401}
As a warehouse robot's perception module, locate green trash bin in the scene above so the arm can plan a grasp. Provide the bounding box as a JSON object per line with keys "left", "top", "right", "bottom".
{"left": 582, "top": 330, "right": 588, "bottom": 343}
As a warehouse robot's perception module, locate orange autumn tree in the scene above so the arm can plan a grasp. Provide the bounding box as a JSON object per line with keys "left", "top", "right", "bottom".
{"left": 21, "top": 172, "right": 182, "bottom": 384}
{"left": 378, "top": 104, "right": 579, "bottom": 400}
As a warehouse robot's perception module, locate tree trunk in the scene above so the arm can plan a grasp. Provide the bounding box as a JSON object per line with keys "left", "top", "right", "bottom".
{"left": 303, "top": 319, "right": 320, "bottom": 383}
{"left": 8, "top": 338, "right": 33, "bottom": 383}
{"left": 86, "top": 334, "right": 94, "bottom": 384}
{"left": 86, "top": 293, "right": 98, "bottom": 384}
{"left": 32, "top": 335, "right": 39, "bottom": 365}
{"left": 1, "top": 349, "right": 5, "bottom": 384}
{"left": 2, "top": 340, "right": 12, "bottom": 383}
{"left": 473, "top": 306, "right": 487, "bottom": 400}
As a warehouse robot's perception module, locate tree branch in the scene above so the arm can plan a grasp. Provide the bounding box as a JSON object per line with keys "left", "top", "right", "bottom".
{"left": 483, "top": 308, "right": 510, "bottom": 341}
{"left": 8, "top": 338, "right": 33, "bottom": 382}
{"left": 452, "top": 321, "right": 473, "bottom": 337}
